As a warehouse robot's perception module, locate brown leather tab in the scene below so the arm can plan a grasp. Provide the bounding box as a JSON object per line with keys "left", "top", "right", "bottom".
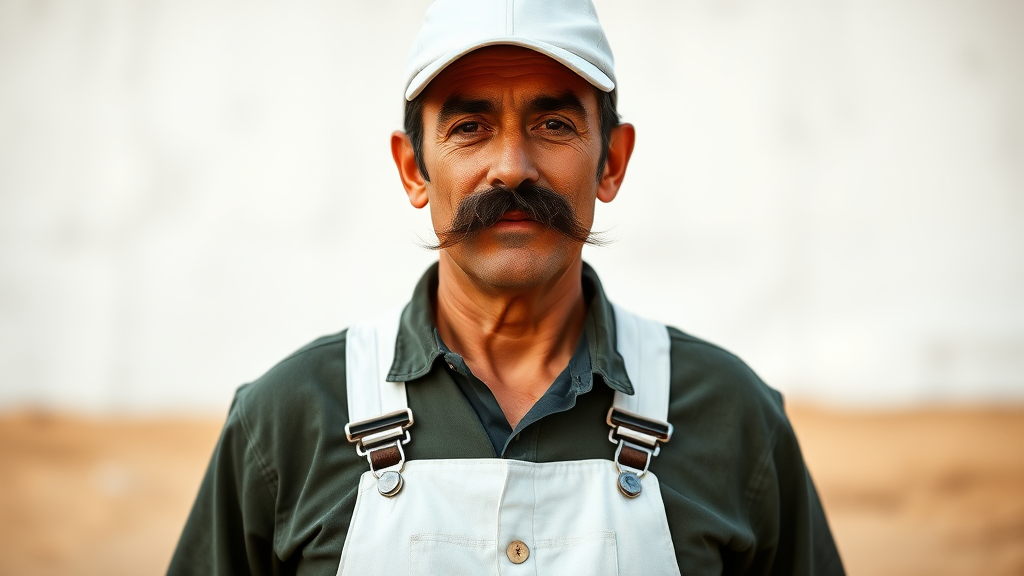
{"left": 617, "top": 445, "right": 650, "bottom": 471}
{"left": 369, "top": 444, "right": 402, "bottom": 470}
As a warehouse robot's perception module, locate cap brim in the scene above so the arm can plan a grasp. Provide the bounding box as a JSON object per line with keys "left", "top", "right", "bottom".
{"left": 405, "top": 37, "right": 614, "bottom": 101}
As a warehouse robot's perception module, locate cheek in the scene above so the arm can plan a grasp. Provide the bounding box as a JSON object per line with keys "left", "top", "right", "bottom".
{"left": 536, "top": 151, "right": 600, "bottom": 205}
{"left": 424, "top": 184, "right": 454, "bottom": 229}
{"left": 424, "top": 169, "right": 474, "bottom": 230}
{"left": 532, "top": 133, "right": 602, "bottom": 188}
{"left": 424, "top": 151, "right": 492, "bottom": 217}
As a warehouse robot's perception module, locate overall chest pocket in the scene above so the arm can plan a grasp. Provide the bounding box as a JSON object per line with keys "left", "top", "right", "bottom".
{"left": 410, "top": 534, "right": 497, "bottom": 576}
{"left": 409, "top": 531, "right": 618, "bottom": 576}
{"left": 533, "top": 530, "right": 618, "bottom": 576}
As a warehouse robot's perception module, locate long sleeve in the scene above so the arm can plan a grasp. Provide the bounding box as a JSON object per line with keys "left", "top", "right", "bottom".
{"left": 167, "top": 387, "right": 279, "bottom": 576}
{"left": 747, "top": 414, "right": 845, "bottom": 576}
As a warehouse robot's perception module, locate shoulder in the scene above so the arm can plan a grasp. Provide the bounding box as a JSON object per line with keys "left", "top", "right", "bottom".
{"left": 234, "top": 329, "right": 350, "bottom": 430}
{"left": 656, "top": 325, "right": 793, "bottom": 506}
{"left": 184, "top": 329, "right": 365, "bottom": 568}
{"left": 656, "top": 327, "right": 843, "bottom": 572}
{"left": 227, "top": 329, "right": 355, "bottom": 493}
{"left": 666, "top": 326, "right": 785, "bottom": 427}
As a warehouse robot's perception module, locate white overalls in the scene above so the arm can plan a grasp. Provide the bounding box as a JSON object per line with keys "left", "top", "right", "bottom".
{"left": 336, "top": 304, "right": 682, "bottom": 576}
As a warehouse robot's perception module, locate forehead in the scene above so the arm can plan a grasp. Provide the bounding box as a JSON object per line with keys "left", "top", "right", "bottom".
{"left": 421, "top": 45, "right": 596, "bottom": 105}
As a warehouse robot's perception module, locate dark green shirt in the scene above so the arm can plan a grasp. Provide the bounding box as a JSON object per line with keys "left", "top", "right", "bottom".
{"left": 438, "top": 322, "right": 593, "bottom": 457}
{"left": 168, "top": 263, "right": 844, "bottom": 576}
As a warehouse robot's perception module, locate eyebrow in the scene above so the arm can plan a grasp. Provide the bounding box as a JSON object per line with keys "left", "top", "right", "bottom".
{"left": 437, "top": 96, "right": 497, "bottom": 128}
{"left": 435, "top": 90, "right": 589, "bottom": 128}
{"left": 525, "top": 91, "right": 587, "bottom": 118}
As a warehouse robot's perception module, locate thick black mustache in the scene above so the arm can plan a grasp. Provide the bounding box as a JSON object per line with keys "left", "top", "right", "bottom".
{"left": 428, "top": 183, "right": 605, "bottom": 250}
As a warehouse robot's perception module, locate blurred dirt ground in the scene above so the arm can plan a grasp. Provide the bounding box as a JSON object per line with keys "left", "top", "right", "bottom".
{"left": 1, "top": 406, "right": 1022, "bottom": 576}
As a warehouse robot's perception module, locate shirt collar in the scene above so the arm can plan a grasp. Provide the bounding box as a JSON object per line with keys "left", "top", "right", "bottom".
{"left": 385, "top": 262, "right": 634, "bottom": 396}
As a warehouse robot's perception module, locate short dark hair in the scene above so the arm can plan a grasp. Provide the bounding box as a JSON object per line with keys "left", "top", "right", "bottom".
{"left": 403, "top": 88, "right": 620, "bottom": 182}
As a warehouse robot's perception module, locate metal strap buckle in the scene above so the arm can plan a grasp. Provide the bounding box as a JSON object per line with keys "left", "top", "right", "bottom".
{"left": 606, "top": 407, "right": 673, "bottom": 498}
{"left": 345, "top": 409, "right": 414, "bottom": 497}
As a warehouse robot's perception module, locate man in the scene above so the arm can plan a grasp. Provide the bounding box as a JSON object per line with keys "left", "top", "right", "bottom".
{"left": 169, "top": 0, "right": 844, "bottom": 574}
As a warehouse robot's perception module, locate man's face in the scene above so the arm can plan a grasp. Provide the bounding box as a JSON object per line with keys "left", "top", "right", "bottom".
{"left": 413, "top": 46, "right": 608, "bottom": 290}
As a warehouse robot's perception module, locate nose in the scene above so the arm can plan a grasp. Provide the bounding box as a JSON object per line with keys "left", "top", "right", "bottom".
{"left": 487, "top": 129, "right": 539, "bottom": 189}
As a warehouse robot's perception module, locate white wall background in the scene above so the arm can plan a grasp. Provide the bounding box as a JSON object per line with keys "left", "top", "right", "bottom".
{"left": 1, "top": 0, "right": 1022, "bottom": 414}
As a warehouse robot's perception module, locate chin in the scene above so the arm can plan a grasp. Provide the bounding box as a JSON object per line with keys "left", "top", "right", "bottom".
{"left": 456, "top": 244, "right": 580, "bottom": 291}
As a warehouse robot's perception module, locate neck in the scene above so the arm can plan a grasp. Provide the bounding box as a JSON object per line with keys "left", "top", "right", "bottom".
{"left": 435, "top": 255, "right": 587, "bottom": 428}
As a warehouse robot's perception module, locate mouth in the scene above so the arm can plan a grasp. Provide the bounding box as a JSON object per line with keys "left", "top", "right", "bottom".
{"left": 498, "top": 210, "right": 533, "bottom": 222}
{"left": 490, "top": 209, "right": 540, "bottom": 233}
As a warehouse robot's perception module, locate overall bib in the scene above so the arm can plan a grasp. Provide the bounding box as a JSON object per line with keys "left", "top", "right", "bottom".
{"left": 336, "top": 304, "right": 682, "bottom": 576}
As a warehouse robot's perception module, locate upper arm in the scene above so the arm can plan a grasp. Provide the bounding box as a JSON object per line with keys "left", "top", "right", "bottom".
{"left": 167, "top": 389, "right": 280, "bottom": 576}
{"left": 747, "top": 418, "right": 845, "bottom": 576}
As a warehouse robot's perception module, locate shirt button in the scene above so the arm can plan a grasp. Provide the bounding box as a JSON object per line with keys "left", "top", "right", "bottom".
{"left": 506, "top": 540, "right": 530, "bottom": 564}
{"left": 446, "top": 360, "right": 455, "bottom": 370}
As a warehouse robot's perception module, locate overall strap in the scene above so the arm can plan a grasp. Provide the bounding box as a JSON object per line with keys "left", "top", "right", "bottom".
{"left": 610, "top": 303, "right": 672, "bottom": 422}
{"left": 344, "top": 305, "right": 413, "bottom": 498}
{"left": 607, "top": 303, "right": 673, "bottom": 498}
{"left": 345, "top": 305, "right": 409, "bottom": 423}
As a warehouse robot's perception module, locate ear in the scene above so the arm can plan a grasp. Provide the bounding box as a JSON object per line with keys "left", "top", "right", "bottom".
{"left": 391, "top": 130, "right": 429, "bottom": 209}
{"left": 596, "top": 123, "right": 636, "bottom": 203}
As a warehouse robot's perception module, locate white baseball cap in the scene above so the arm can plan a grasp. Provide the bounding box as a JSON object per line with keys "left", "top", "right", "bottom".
{"left": 403, "top": 0, "right": 616, "bottom": 101}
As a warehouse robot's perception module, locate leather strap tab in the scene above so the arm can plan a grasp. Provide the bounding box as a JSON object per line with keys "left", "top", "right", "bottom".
{"left": 618, "top": 444, "right": 650, "bottom": 470}
{"left": 369, "top": 445, "right": 402, "bottom": 470}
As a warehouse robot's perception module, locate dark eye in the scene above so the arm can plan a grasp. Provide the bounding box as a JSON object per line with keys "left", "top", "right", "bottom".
{"left": 544, "top": 120, "right": 567, "bottom": 130}
{"left": 457, "top": 122, "right": 479, "bottom": 133}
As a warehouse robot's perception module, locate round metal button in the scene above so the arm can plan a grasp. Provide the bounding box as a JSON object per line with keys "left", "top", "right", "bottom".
{"left": 505, "top": 540, "right": 530, "bottom": 564}
{"left": 377, "top": 470, "right": 403, "bottom": 497}
{"left": 617, "top": 471, "right": 642, "bottom": 498}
